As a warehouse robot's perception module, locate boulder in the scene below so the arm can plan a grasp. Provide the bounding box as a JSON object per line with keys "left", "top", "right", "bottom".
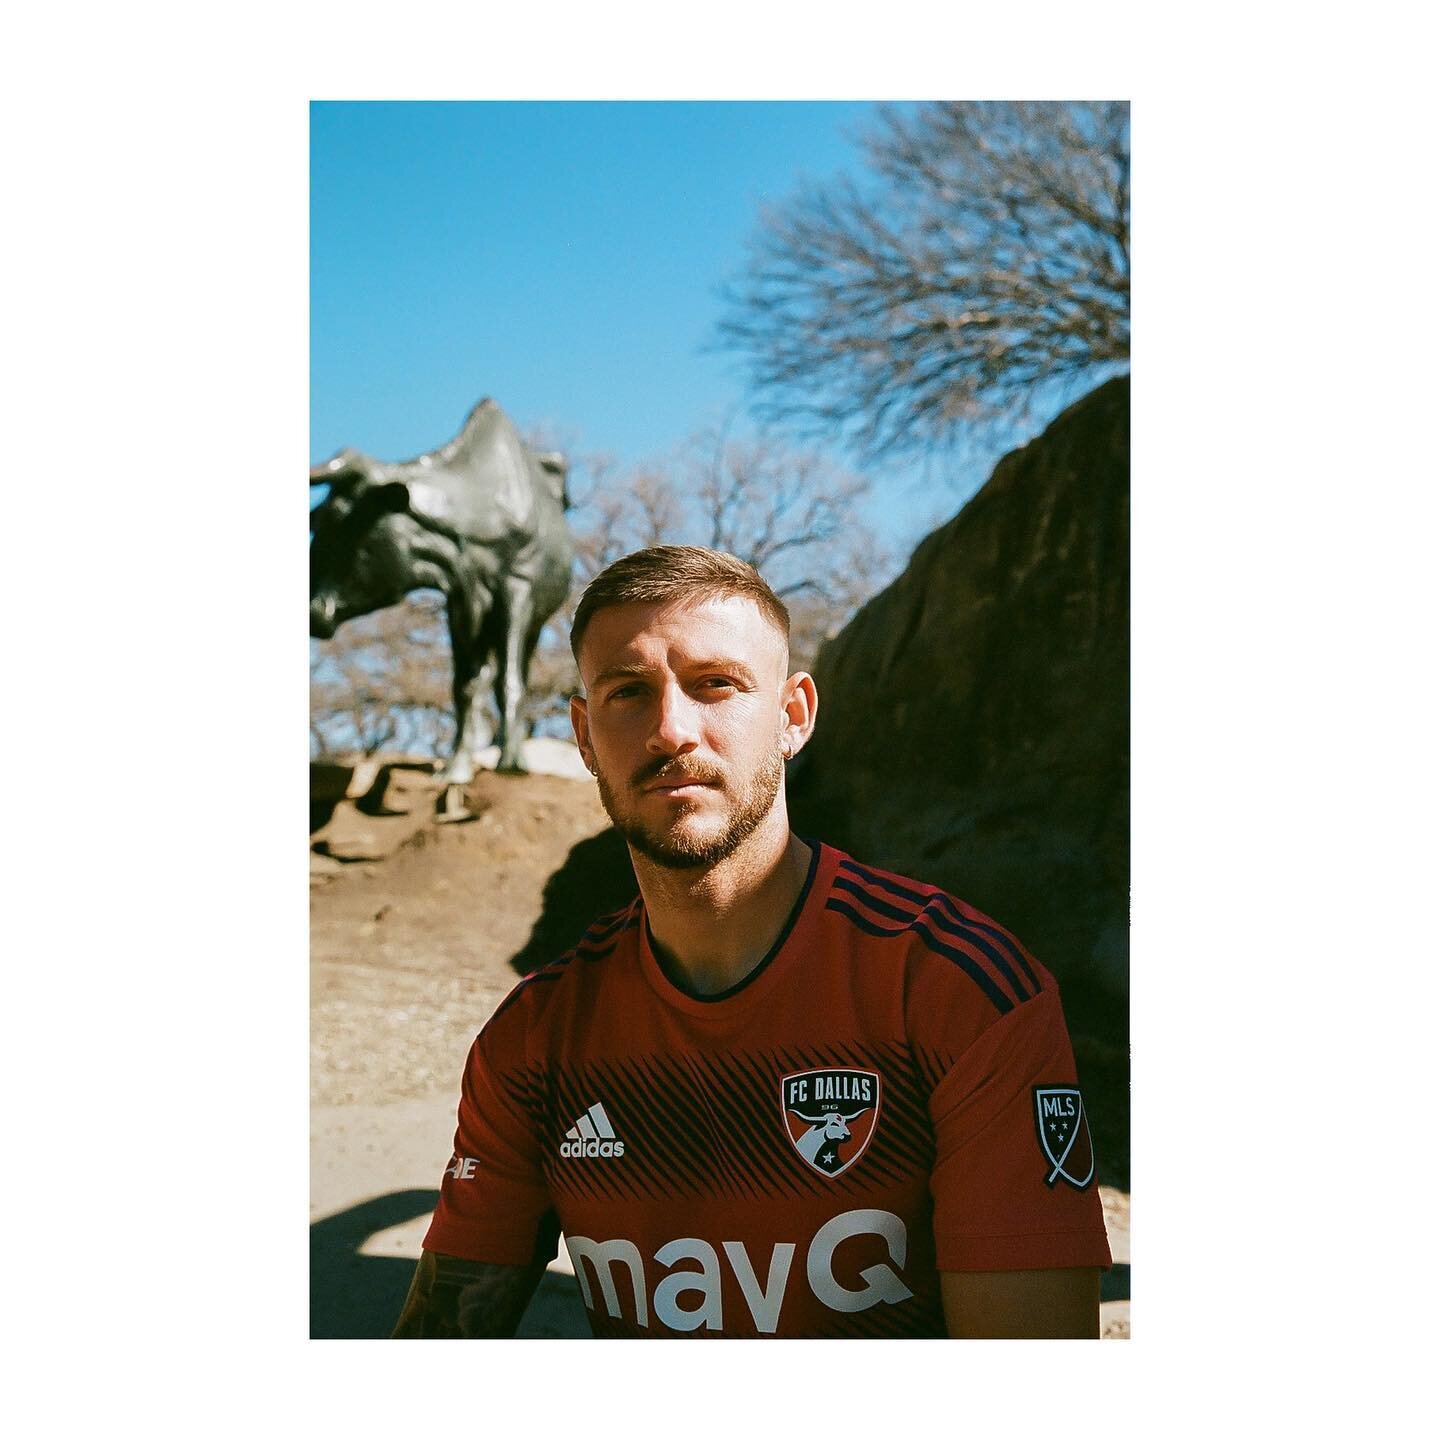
{"left": 789, "top": 376, "right": 1129, "bottom": 1178}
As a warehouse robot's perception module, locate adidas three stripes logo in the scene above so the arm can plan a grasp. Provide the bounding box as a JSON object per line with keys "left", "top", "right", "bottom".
{"left": 559, "top": 1101, "right": 626, "bottom": 1158}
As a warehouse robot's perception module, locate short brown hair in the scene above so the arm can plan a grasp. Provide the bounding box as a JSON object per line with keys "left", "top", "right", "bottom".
{"left": 570, "top": 545, "right": 790, "bottom": 662}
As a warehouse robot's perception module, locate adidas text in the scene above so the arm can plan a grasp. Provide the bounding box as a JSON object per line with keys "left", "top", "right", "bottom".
{"left": 560, "top": 1138, "right": 626, "bottom": 1158}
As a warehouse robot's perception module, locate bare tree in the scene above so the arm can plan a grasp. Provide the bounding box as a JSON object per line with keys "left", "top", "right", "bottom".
{"left": 309, "top": 594, "right": 454, "bottom": 759}
{"left": 717, "top": 101, "right": 1130, "bottom": 459}
{"left": 560, "top": 429, "right": 892, "bottom": 678}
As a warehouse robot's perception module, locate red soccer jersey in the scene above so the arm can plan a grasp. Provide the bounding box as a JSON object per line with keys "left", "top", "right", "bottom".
{"left": 424, "top": 841, "right": 1112, "bottom": 1338}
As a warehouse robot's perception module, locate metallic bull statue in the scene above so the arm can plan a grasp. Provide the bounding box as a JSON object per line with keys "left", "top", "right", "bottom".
{"left": 310, "top": 398, "right": 573, "bottom": 805}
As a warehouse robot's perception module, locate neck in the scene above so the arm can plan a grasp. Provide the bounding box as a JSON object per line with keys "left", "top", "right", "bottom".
{"left": 633, "top": 811, "right": 812, "bottom": 999}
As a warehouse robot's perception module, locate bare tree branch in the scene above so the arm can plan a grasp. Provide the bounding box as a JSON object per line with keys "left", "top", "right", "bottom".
{"left": 717, "top": 101, "right": 1130, "bottom": 459}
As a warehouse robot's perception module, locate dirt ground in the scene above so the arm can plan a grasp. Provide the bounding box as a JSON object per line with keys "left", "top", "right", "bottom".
{"left": 310, "top": 751, "right": 1130, "bottom": 1339}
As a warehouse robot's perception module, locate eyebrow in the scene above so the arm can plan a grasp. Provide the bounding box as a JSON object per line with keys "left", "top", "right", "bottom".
{"left": 590, "top": 658, "right": 761, "bottom": 690}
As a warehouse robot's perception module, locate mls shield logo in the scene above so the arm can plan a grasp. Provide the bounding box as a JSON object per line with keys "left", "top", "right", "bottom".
{"left": 1033, "top": 1085, "right": 1096, "bottom": 1190}
{"left": 780, "top": 1068, "right": 881, "bottom": 1178}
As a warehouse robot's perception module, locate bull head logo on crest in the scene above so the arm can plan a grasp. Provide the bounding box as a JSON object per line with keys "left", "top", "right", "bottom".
{"left": 780, "top": 1068, "right": 881, "bottom": 1178}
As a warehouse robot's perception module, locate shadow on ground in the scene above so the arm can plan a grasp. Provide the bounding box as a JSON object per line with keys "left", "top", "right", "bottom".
{"left": 311, "top": 1190, "right": 591, "bottom": 1339}
{"left": 311, "top": 1190, "right": 437, "bottom": 1338}
{"left": 508, "top": 827, "right": 637, "bottom": 978}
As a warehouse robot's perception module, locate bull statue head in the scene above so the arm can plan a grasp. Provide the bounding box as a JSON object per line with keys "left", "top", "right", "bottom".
{"left": 308, "top": 451, "right": 412, "bottom": 639}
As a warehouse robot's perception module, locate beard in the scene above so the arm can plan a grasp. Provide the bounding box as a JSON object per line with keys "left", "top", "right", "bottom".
{"left": 596, "top": 748, "right": 785, "bottom": 870}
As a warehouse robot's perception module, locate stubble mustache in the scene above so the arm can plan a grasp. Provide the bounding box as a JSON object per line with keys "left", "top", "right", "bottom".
{"left": 629, "top": 757, "right": 726, "bottom": 790}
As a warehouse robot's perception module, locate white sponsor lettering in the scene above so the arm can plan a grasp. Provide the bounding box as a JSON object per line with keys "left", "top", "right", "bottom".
{"left": 566, "top": 1237, "right": 648, "bottom": 1326}
{"left": 806, "top": 1208, "right": 914, "bottom": 1313}
{"left": 652, "top": 1239, "right": 724, "bottom": 1332}
{"left": 564, "top": 1208, "right": 911, "bottom": 1332}
{"left": 722, "top": 1240, "right": 796, "bottom": 1335}
{"left": 444, "top": 1155, "right": 479, "bottom": 1180}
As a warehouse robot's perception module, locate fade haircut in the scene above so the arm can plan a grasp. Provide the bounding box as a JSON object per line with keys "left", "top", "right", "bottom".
{"left": 570, "top": 545, "right": 791, "bottom": 664}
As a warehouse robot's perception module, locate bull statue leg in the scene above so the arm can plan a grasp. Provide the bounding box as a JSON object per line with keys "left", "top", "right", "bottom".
{"left": 492, "top": 574, "right": 536, "bottom": 774}
{"left": 437, "top": 595, "right": 489, "bottom": 820}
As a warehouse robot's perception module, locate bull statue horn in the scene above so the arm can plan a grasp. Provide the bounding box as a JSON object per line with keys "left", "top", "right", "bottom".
{"left": 310, "top": 447, "right": 373, "bottom": 488}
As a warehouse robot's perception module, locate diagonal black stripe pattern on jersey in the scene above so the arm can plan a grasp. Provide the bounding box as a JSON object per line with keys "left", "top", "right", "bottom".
{"left": 792, "top": 1041, "right": 905, "bottom": 1189}
{"left": 724, "top": 1047, "right": 835, "bottom": 1197}
{"left": 628, "top": 1050, "right": 738, "bottom": 1199}
{"left": 561, "top": 1070, "right": 642, "bottom": 1205}
{"left": 823, "top": 1042, "right": 933, "bottom": 1186}
{"left": 832, "top": 873, "right": 1034, "bottom": 1005}
{"left": 580, "top": 1056, "right": 700, "bottom": 1199}
{"left": 573, "top": 1058, "right": 676, "bottom": 1201}
{"left": 807, "top": 1040, "right": 922, "bottom": 1187}
{"left": 637, "top": 1049, "right": 759, "bottom": 1199}
{"left": 825, "top": 1291, "right": 944, "bottom": 1339}
{"left": 558, "top": 1067, "right": 650, "bottom": 1207}
{"left": 908, "top": 1040, "right": 951, "bottom": 1094}
{"left": 544, "top": 1068, "right": 610, "bottom": 1203}
{"left": 675, "top": 1052, "right": 756, "bottom": 1200}
{"left": 498, "top": 1060, "right": 550, "bottom": 1137}
{"left": 825, "top": 896, "right": 1016, "bottom": 1015}
{"left": 727, "top": 1048, "right": 833, "bottom": 1198}
{"left": 840, "top": 860, "right": 1042, "bottom": 994}
{"left": 621, "top": 1052, "right": 724, "bottom": 1197}
{"left": 691, "top": 1048, "right": 823, "bottom": 1198}
{"left": 866, "top": 1040, "right": 938, "bottom": 1172}
{"left": 617, "top": 1051, "right": 730, "bottom": 1199}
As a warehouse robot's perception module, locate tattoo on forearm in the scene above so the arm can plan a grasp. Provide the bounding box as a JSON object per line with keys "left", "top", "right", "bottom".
{"left": 391, "top": 1251, "right": 543, "bottom": 1338}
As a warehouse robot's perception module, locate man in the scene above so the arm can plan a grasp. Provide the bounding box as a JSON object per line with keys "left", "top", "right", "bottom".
{"left": 393, "top": 545, "right": 1111, "bottom": 1339}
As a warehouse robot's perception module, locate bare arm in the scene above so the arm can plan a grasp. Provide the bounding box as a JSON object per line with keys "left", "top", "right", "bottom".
{"left": 391, "top": 1250, "right": 546, "bottom": 1338}
{"left": 940, "top": 1268, "right": 1100, "bottom": 1339}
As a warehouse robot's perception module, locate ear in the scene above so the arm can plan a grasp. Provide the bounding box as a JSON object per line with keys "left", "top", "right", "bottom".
{"left": 570, "top": 694, "right": 594, "bottom": 772}
{"left": 780, "top": 671, "right": 819, "bottom": 760}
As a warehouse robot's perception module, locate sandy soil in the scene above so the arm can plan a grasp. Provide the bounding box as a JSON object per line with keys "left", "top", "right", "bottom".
{"left": 310, "top": 750, "right": 1130, "bottom": 1339}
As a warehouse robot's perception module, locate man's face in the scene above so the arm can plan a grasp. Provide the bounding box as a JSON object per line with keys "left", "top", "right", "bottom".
{"left": 571, "top": 594, "right": 795, "bottom": 870}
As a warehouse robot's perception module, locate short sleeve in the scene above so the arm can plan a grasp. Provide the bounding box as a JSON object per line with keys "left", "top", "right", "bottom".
{"left": 422, "top": 1028, "right": 558, "bottom": 1266}
{"left": 928, "top": 985, "right": 1113, "bottom": 1272}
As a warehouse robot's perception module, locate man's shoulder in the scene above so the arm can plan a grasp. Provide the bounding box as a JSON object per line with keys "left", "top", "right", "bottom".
{"left": 822, "top": 848, "right": 1055, "bottom": 1020}
{"left": 483, "top": 894, "right": 643, "bottom": 1037}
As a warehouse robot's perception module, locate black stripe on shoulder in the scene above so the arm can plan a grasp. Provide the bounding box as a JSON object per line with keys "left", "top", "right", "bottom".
{"left": 578, "top": 914, "right": 640, "bottom": 960}
{"left": 833, "top": 873, "right": 1034, "bottom": 1005}
{"left": 489, "top": 965, "right": 568, "bottom": 1024}
{"left": 493, "top": 901, "right": 641, "bottom": 1023}
{"left": 824, "top": 896, "right": 1015, "bottom": 1015}
{"left": 581, "top": 897, "right": 641, "bottom": 946}
{"left": 839, "top": 860, "right": 1041, "bottom": 997}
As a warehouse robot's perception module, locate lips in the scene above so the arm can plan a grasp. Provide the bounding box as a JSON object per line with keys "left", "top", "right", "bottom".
{"left": 644, "top": 779, "right": 718, "bottom": 795}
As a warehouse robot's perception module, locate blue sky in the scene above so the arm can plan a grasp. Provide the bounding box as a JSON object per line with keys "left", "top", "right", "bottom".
{"left": 311, "top": 101, "right": 1004, "bottom": 552}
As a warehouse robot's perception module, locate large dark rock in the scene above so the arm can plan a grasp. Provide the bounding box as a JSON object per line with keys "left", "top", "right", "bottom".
{"left": 790, "top": 375, "right": 1129, "bottom": 1180}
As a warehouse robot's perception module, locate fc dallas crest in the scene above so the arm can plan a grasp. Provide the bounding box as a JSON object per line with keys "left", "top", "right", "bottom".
{"left": 780, "top": 1068, "right": 881, "bottom": 1178}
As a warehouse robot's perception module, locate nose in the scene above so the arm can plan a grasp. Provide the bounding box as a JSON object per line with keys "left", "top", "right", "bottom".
{"left": 647, "top": 679, "right": 701, "bottom": 757}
